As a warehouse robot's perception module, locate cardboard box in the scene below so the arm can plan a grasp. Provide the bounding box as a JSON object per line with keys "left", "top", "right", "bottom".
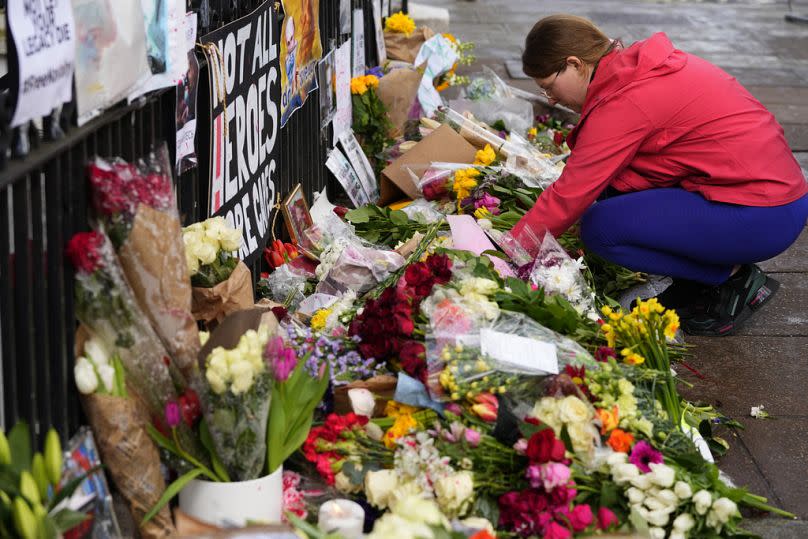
{"left": 379, "top": 123, "right": 478, "bottom": 205}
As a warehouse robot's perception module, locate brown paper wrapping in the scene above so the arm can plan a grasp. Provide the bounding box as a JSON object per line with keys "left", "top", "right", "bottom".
{"left": 377, "top": 68, "right": 423, "bottom": 138}
{"left": 118, "top": 205, "right": 200, "bottom": 382}
{"left": 333, "top": 375, "right": 398, "bottom": 417}
{"left": 191, "top": 261, "right": 254, "bottom": 329}
{"left": 75, "top": 326, "right": 175, "bottom": 539}
{"left": 384, "top": 27, "right": 435, "bottom": 64}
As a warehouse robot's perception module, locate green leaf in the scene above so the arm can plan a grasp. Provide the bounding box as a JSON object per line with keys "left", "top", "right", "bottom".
{"left": 8, "top": 423, "right": 32, "bottom": 473}
{"left": 389, "top": 210, "right": 409, "bottom": 226}
{"left": 141, "top": 468, "right": 205, "bottom": 525}
{"left": 49, "top": 509, "right": 89, "bottom": 532}
{"left": 472, "top": 494, "right": 500, "bottom": 525}
{"left": 145, "top": 424, "right": 181, "bottom": 458}
{"left": 199, "top": 421, "right": 230, "bottom": 482}
{"left": 345, "top": 207, "right": 371, "bottom": 224}
{"left": 559, "top": 425, "right": 574, "bottom": 453}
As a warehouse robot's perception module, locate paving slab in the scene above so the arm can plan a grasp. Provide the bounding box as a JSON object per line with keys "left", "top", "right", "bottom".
{"left": 783, "top": 123, "right": 808, "bottom": 151}
{"left": 680, "top": 336, "right": 808, "bottom": 416}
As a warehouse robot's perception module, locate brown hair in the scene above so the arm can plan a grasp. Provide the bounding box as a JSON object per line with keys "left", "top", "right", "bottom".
{"left": 522, "top": 14, "right": 614, "bottom": 78}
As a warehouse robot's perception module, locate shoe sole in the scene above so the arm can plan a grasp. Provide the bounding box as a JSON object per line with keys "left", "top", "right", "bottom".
{"left": 682, "top": 277, "right": 780, "bottom": 337}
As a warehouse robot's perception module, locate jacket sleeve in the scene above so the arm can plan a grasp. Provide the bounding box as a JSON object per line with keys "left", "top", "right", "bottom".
{"left": 510, "top": 99, "right": 653, "bottom": 255}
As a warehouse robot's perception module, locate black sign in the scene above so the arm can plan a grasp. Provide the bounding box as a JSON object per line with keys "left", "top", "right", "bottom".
{"left": 202, "top": 1, "right": 280, "bottom": 266}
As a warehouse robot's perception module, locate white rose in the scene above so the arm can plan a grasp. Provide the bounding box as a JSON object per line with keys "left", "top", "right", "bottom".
{"left": 606, "top": 451, "right": 628, "bottom": 468}
{"left": 206, "top": 369, "right": 227, "bottom": 395}
{"left": 184, "top": 222, "right": 204, "bottom": 234}
{"left": 706, "top": 509, "right": 722, "bottom": 531}
{"left": 612, "top": 462, "right": 640, "bottom": 485}
{"left": 674, "top": 481, "right": 693, "bottom": 499}
{"left": 83, "top": 337, "right": 109, "bottom": 366}
{"left": 97, "top": 364, "right": 115, "bottom": 393}
{"left": 692, "top": 489, "right": 713, "bottom": 515}
{"left": 348, "top": 388, "right": 376, "bottom": 417}
{"left": 434, "top": 471, "right": 474, "bottom": 517}
{"left": 388, "top": 480, "right": 424, "bottom": 508}
{"left": 204, "top": 216, "right": 229, "bottom": 243}
{"left": 192, "top": 238, "right": 218, "bottom": 265}
{"left": 185, "top": 249, "right": 200, "bottom": 275}
{"left": 630, "top": 473, "right": 653, "bottom": 491}
{"left": 334, "top": 471, "right": 362, "bottom": 494}
{"left": 365, "top": 422, "right": 384, "bottom": 441}
{"left": 648, "top": 527, "right": 666, "bottom": 539}
{"left": 74, "top": 357, "right": 98, "bottom": 394}
{"left": 673, "top": 512, "right": 696, "bottom": 532}
{"left": 646, "top": 509, "right": 670, "bottom": 527}
{"left": 391, "top": 494, "right": 446, "bottom": 527}
{"left": 655, "top": 489, "right": 679, "bottom": 508}
{"left": 229, "top": 360, "right": 255, "bottom": 395}
{"left": 558, "top": 395, "right": 592, "bottom": 424}
{"left": 368, "top": 513, "right": 433, "bottom": 539}
{"left": 531, "top": 398, "right": 562, "bottom": 432}
{"left": 365, "top": 469, "right": 399, "bottom": 509}
{"left": 669, "top": 531, "right": 686, "bottom": 539}
{"left": 711, "top": 497, "right": 738, "bottom": 524}
{"left": 649, "top": 462, "right": 676, "bottom": 488}
{"left": 644, "top": 496, "right": 667, "bottom": 512}
{"left": 220, "top": 228, "right": 242, "bottom": 252}
{"left": 626, "top": 487, "right": 645, "bottom": 504}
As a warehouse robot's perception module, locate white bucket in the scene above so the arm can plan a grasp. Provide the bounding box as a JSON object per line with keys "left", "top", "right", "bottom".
{"left": 178, "top": 466, "right": 283, "bottom": 527}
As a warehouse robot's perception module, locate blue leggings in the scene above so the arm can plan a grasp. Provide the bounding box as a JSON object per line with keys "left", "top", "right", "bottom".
{"left": 580, "top": 188, "right": 808, "bottom": 285}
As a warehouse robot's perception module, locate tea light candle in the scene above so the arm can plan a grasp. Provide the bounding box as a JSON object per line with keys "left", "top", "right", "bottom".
{"left": 318, "top": 499, "right": 365, "bottom": 538}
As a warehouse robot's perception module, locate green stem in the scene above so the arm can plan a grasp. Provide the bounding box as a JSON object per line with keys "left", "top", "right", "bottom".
{"left": 172, "top": 429, "right": 219, "bottom": 482}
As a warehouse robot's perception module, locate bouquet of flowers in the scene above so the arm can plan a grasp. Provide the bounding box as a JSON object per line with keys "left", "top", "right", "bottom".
{"left": 351, "top": 72, "right": 392, "bottom": 174}
{"left": 433, "top": 33, "right": 476, "bottom": 92}
{"left": 183, "top": 217, "right": 254, "bottom": 326}
{"left": 383, "top": 12, "right": 435, "bottom": 64}
{"left": 88, "top": 145, "right": 201, "bottom": 385}
{"left": 530, "top": 233, "right": 598, "bottom": 320}
{"left": 416, "top": 145, "right": 498, "bottom": 208}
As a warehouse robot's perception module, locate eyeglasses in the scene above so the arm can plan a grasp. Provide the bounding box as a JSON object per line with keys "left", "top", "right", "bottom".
{"left": 538, "top": 66, "right": 566, "bottom": 99}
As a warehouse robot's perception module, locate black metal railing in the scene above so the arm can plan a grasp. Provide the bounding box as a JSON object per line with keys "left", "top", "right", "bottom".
{"left": 0, "top": 0, "right": 402, "bottom": 446}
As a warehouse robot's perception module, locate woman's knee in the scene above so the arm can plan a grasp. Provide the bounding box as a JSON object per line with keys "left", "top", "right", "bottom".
{"left": 580, "top": 203, "right": 613, "bottom": 257}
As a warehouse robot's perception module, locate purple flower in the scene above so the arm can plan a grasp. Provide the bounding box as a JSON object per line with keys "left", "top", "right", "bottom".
{"left": 464, "top": 428, "right": 481, "bottom": 448}
{"left": 629, "top": 440, "right": 664, "bottom": 473}
{"left": 164, "top": 400, "right": 181, "bottom": 428}
{"left": 265, "top": 336, "right": 298, "bottom": 382}
{"left": 365, "top": 66, "right": 384, "bottom": 79}
{"left": 474, "top": 193, "right": 501, "bottom": 215}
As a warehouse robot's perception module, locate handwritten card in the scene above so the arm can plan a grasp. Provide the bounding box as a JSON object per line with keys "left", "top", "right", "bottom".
{"left": 480, "top": 329, "right": 558, "bottom": 375}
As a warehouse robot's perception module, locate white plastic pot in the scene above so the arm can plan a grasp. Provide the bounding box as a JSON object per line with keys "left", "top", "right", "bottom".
{"left": 178, "top": 466, "right": 283, "bottom": 527}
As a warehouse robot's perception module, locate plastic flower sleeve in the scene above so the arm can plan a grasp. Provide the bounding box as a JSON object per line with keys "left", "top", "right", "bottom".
{"left": 316, "top": 243, "right": 405, "bottom": 296}
{"left": 90, "top": 145, "right": 202, "bottom": 388}
{"left": 529, "top": 233, "right": 597, "bottom": 318}
{"left": 264, "top": 263, "right": 310, "bottom": 309}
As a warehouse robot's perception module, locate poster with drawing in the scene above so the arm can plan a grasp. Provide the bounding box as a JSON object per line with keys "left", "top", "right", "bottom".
{"left": 317, "top": 50, "right": 337, "bottom": 128}
{"left": 7, "top": 0, "right": 76, "bottom": 127}
{"left": 202, "top": 1, "right": 280, "bottom": 265}
{"left": 280, "top": 0, "right": 323, "bottom": 127}
{"left": 141, "top": 0, "right": 169, "bottom": 75}
{"left": 129, "top": 0, "right": 188, "bottom": 100}
{"left": 72, "top": 0, "right": 151, "bottom": 125}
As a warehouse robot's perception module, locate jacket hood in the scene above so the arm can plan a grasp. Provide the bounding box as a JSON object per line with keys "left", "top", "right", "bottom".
{"left": 580, "top": 32, "right": 687, "bottom": 117}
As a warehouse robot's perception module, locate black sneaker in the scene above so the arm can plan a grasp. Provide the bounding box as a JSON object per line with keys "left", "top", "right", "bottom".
{"left": 630, "top": 278, "right": 711, "bottom": 318}
{"left": 681, "top": 264, "right": 779, "bottom": 337}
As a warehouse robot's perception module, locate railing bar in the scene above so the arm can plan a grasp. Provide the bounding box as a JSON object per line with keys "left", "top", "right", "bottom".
{"left": 0, "top": 187, "right": 17, "bottom": 430}
{"left": 30, "top": 168, "right": 51, "bottom": 445}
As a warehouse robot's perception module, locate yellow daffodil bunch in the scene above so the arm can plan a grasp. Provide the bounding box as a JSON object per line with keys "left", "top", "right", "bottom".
{"left": 452, "top": 167, "right": 480, "bottom": 208}
{"left": 473, "top": 144, "right": 496, "bottom": 166}
{"left": 600, "top": 298, "right": 683, "bottom": 426}
{"left": 384, "top": 12, "right": 416, "bottom": 35}
{"left": 350, "top": 74, "right": 380, "bottom": 95}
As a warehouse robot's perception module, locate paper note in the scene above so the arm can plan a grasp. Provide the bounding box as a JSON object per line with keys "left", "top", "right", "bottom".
{"left": 480, "top": 328, "right": 558, "bottom": 375}
{"left": 447, "top": 215, "right": 516, "bottom": 277}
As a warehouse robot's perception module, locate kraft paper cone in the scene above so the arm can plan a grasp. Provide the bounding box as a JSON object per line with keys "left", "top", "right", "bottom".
{"left": 191, "top": 261, "right": 254, "bottom": 328}
{"left": 384, "top": 27, "right": 435, "bottom": 64}
{"left": 118, "top": 205, "right": 200, "bottom": 383}
{"left": 377, "top": 68, "right": 422, "bottom": 138}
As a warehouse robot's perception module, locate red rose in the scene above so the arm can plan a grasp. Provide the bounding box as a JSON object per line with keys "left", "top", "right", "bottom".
{"left": 66, "top": 231, "right": 105, "bottom": 274}
{"left": 553, "top": 130, "right": 565, "bottom": 146}
{"left": 179, "top": 388, "right": 202, "bottom": 427}
{"left": 426, "top": 254, "right": 452, "bottom": 284}
{"left": 399, "top": 340, "right": 426, "bottom": 383}
{"left": 422, "top": 180, "right": 449, "bottom": 201}
{"left": 498, "top": 489, "right": 550, "bottom": 537}
{"left": 526, "top": 429, "right": 566, "bottom": 464}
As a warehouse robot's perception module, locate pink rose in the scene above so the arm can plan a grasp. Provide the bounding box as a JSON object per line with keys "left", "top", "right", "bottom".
{"left": 464, "top": 428, "right": 481, "bottom": 448}
{"left": 526, "top": 464, "right": 542, "bottom": 489}
{"left": 540, "top": 462, "right": 571, "bottom": 491}
{"left": 543, "top": 521, "right": 571, "bottom": 539}
{"left": 569, "top": 504, "right": 594, "bottom": 532}
{"left": 597, "top": 507, "right": 619, "bottom": 530}
{"left": 513, "top": 438, "right": 528, "bottom": 454}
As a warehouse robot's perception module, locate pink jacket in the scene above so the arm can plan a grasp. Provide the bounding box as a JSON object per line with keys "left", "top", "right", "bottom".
{"left": 512, "top": 33, "right": 807, "bottom": 246}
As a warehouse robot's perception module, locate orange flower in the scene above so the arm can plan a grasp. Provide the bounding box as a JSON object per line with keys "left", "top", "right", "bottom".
{"left": 606, "top": 428, "right": 635, "bottom": 453}
{"left": 596, "top": 406, "right": 619, "bottom": 435}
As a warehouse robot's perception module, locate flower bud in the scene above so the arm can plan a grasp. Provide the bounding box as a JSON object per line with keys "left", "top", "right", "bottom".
{"left": 31, "top": 454, "right": 49, "bottom": 501}
{"left": 44, "top": 428, "right": 63, "bottom": 486}
{"left": 0, "top": 430, "right": 11, "bottom": 466}
{"left": 19, "top": 471, "right": 40, "bottom": 505}
{"left": 12, "top": 497, "right": 37, "bottom": 539}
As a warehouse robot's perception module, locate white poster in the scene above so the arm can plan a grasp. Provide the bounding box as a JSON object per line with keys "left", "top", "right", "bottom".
{"left": 338, "top": 130, "right": 378, "bottom": 202}
{"left": 175, "top": 12, "right": 199, "bottom": 174}
{"left": 339, "top": 0, "right": 351, "bottom": 35}
{"left": 8, "top": 0, "right": 76, "bottom": 127}
{"left": 72, "top": 0, "right": 151, "bottom": 125}
{"left": 352, "top": 9, "right": 365, "bottom": 77}
{"left": 326, "top": 148, "right": 370, "bottom": 208}
{"left": 371, "top": 0, "right": 386, "bottom": 66}
{"left": 129, "top": 0, "right": 189, "bottom": 100}
{"left": 382, "top": 0, "right": 389, "bottom": 17}
{"left": 332, "top": 39, "right": 352, "bottom": 145}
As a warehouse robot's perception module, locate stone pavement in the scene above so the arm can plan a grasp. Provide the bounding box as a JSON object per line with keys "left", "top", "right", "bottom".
{"left": 430, "top": 0, "right": 808, "bottom": 532}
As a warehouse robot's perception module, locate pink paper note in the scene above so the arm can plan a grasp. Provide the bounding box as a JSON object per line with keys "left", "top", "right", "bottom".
{"left": 447, "top": 215, "right": 516, "bottom": 278}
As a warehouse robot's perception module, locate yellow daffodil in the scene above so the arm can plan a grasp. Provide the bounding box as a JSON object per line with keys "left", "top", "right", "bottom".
{"left": 385, "top": 12, "right": 415, "bottom": 35}
{"left": 384, "top": 400, "right": 419, "bottom": 418}
{"left": 310, "top": 308, "right": 332, "bottom": 330}
{"left": 624, "top": 353, "right": 645, "bottom": 366}
{"left": 527, "top": 127, "right": 538, "bottom": 139}
{"left": 350, "top": 76, "right": 368, "bottom": 95}
{"left": 473, "top": 207, "right": 491, "bottom": 220}
{"left": 473, "top": 144, "right": 496, "bottom": 166}
{"left": 383, "top": 414, "right": 417, "bottom": 448}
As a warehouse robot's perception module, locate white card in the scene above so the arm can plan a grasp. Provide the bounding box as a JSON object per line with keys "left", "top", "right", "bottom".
{"left": 352, "top": 9, "right": 365, "bottom": 77}
{"left": 372, "top": 0, "right": 386, "bottom": 65}
{"left": 480, "top": 328, "right": 559, "bottom": 375}
{"left": 338, "top": 130, "right": 378, "bottom": 202}
{"left": 326, "top": 148, "right": 370, "bottom": 207}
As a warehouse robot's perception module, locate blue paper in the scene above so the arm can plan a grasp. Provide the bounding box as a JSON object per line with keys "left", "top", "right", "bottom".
{"left": 393, "top": 372, "right": 446, "bottom": 415}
